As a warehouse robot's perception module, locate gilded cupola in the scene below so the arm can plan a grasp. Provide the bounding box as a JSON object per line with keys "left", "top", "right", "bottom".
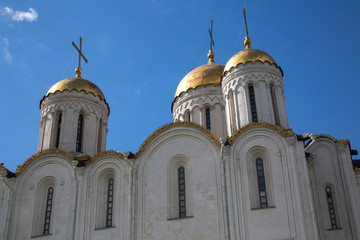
{"left": 174, "top": 49, "right": 225, "bottom": 99}
{"left": 46, "top": 77, "right": 106, "bottom": 101}
{"left": 223, "top": 36, "right": 279, "bottom": 75}
{"left": 172, "top": 35, "right": 227, "bottom": 138}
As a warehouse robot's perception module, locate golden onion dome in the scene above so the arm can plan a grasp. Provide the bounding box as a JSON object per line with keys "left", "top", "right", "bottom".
{"left": 224, "top": 36, "right": 277, "bottom": 73}
{"left": 174, "top": 50, "right": 225, "bottom": 99}
{"left": 46, "top": 77, "right": 106, "bottom": 100}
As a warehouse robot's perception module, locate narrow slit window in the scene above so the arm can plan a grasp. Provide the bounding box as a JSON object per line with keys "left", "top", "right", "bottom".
{"left": 178, "top": 167, "right": 186, "bottom": 218}
{"left": 249, "top": 85, "right": 258, "bottom": 122}
{"left": 76, "top": 114, "right": 84, "bottom": 152}
{"left": 270, "top": 84, "right": 280, "bottom": 125}
{"left": 326, "top": 186, "right": 338, "bottom": 229}
{"left": 106, "top": 178, "right": 114, "bottom": 227}
{"left": 43, "top": 187, "right": 54, "bottom": 235}
{"left": 205, "top": 108, "right": 211, "bottom": 130}
{"left": 256, "top": 158, "right": 268, "bottom": 208}
{"left": 229, "top": 90, "right": 237, "bottom": 132}
{"left": 55, "top": 113, "right": 62, "bottom": 148}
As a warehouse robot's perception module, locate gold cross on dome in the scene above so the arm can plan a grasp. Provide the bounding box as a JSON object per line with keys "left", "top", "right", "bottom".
{"left": 72, "top": 37, "right": 88, "bottom": 77}
{"left": 243, "top": 9, "right": 249, "bottom": 37}
{"left": 208, "top": 19, "right": 215, "bottom": 51}
{"left": 243, "top": 9, "right": 252, "bottom": 49}
{"left": 207, "top": 19, "right": 215, "bottom": 63}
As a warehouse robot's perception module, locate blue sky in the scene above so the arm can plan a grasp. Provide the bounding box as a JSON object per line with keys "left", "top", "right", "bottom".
{"left": 1, "top": 0, "right": 359, "bottom": 171}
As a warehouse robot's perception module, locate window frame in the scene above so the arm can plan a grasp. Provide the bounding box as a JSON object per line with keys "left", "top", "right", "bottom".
{"left": 76, "top": 113, "right": 84, "bottom": 152}
{"left": 256, "top": 158, "right": 268, "bottom": 208}
{"left": 248, "top": 84, "right": 258, "bottom": 122}
{"left": 325, "top": 186, "right": 339, "bottom": 230}
{"left": 55, "top": 112, "right": 62, "bottom": 148}
{"left": 178, "top": 167, "right": 186, "bottom": 218}
{"left": 205, "top": 108, "right": 211, "bottom": 130}
{"left": 43, "top": 187, "right": 54, "bottom": 235}
{"left": 106, "top": 178, "right": 114, "bottom": 227}
{"left": 167, "top": 156, "right": 192, "bottom": 220}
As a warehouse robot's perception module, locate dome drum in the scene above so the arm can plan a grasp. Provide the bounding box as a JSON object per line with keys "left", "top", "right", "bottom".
{"left": 38, "top": 76, "right": 109, "bottom": 156}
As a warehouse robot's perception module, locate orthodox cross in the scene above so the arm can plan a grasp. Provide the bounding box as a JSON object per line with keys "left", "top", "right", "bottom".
{"left": 243, "top": 9, "right": 252, "bottom": 49}
{"left": 243, "top": 9, "right": 249, "bottom": 37}
{"left": 208, "top": 19, "right": 215, "bottom": 51}
{"left": 72, "top": 37, "right": 88, "bottom": 77}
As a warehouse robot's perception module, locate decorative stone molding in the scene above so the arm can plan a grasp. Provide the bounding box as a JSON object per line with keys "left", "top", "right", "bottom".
{"left": 222, "top": 63, "right": 282, "bottom": 88}
{"left": 222, "top": 75, "right": 283, "bottom": 95}
{"left": 86, "top": 150, "right": 124, "bottom": 165}
{"left": 41, "top": 98, "right": 108, "bottom": 120}
{"left": 41, "top": 90, "right": 109, "bottom": 114}
{"left": 228, "top": 122, "right": 295, "bottom": 145}
{"left": 310, "top": 134, "right": 350, "bottom": 144}
{"left": 172, "top": 85, "right": 224, "bottom": 116}
{"left": 15, "top": 148, "right": 73, "bottom": 176}
{"left": 135, "top": 121, "right": 221, "bottom": 158}
{"left": 15, "top": 149, "right": 126, "bottom": 176}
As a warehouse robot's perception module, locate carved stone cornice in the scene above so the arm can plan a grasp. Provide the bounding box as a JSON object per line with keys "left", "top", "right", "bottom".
{"left": 15, "top": 148, "right": 74, "bottom": 176}
{"left": 15, "top": 149, "right": 127, "bottom": 176}
{"left": 311, "top": 134, "right": 350, "bottom": 144}
{"left": 41, "top": 90, "right": 110, "bottom": 115}
{"left": 41, "top": 95, "right": 108, "bottom": 119}
{"left": 228, "top": 122, "right": 295, "bottom": 145}
{"left": 222, "top": 64, "right": 282, "bottom": 89}
{"left": 86, "top": 150, "right": 124, "bottom": 165}
{"left": 135, "top": 121, "right": 221, "bottom": 158}
{"left": 172, "top": 85, "right": 224, "bottom": 115}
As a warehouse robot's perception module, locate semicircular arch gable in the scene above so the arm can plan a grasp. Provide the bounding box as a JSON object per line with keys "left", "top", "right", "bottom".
{"left": 15, "top": 148, "right": 73, "bottom": 176}
{"left": 135, "top": 122, "right": 221, "bottom": 159}
{"left": 228, "top": 122, "right": 295, "bottom": 145}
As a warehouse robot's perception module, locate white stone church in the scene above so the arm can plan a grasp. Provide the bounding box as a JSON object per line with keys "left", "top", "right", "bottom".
{"left": 1, "top": 25, "right": 359, "bottom": 240}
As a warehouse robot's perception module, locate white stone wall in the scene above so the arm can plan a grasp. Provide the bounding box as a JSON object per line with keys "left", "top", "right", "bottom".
{"left": 2, "top": 127, "right": 360, "bottom": 240}
{"left": 306, "top": 137, "right": 360, "bottom": 240}
{"left": 39, "top": 91, "right": 109, "bottom": 156}
{"left": 228, "top": 128, "right": 308, "bottom": 240}
{"left": 7, "top": 155, "right": 75, "bottom": 240}
{"left": 135, "top": 127, "right": 225, "bottom": 240}
{"left": 172, "top": 85, "right": 227, "bottom": 138}
{"left": 81, "top": 157, "right": 131, "bottom": 240}
{"left": 222, "top": 62, "right": 289, "bottom": 136}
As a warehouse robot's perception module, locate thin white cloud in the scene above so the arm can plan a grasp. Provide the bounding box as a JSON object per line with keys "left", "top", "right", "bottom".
{"left": 2, "top": 38, "right": 12, "bottom": 62}
{"left": 2, "top": 7, "right": 38, "bottom": 22}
